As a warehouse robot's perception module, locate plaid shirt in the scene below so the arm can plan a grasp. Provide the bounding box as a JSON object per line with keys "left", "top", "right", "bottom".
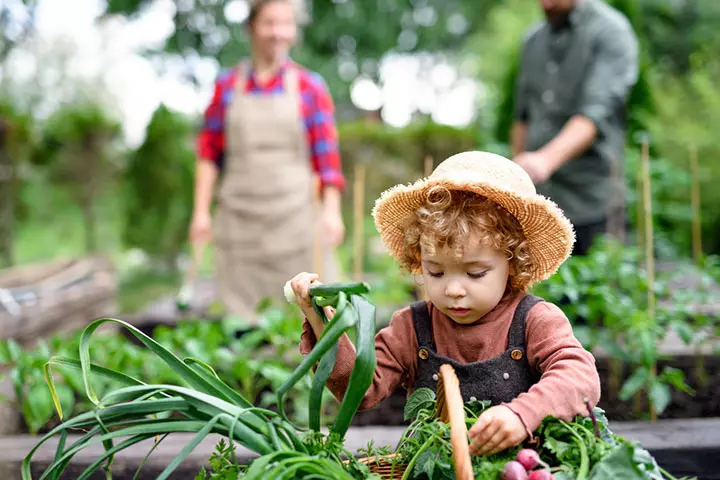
{"left": 197, "top": 59, "right": 345, "bottom": 192}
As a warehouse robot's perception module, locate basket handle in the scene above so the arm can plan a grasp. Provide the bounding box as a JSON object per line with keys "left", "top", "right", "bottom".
{"left": 436, "top": 364, "right": 473, "bottom": 480}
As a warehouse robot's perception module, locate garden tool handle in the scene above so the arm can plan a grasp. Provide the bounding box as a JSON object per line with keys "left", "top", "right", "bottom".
{"left": 436, "top": 364, "right": 473, "bottom": 480}
{"left": 184, "top": 240, "right": 206, "bottom": 285}
{"left": 176, "top": 240, "right": 207, "bottom": 311}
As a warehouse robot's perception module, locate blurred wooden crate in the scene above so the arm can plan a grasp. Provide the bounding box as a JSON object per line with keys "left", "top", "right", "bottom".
{"left": 0, "top": 255, "right": 117, "bottom": 344}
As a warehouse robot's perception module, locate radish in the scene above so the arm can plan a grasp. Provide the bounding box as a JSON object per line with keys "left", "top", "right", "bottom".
{"left": 528, "top": 471, "right": 555, "bottom": 480}
{"left": 502, "top": 461, "right": 529, "bottom": 480}
{"left": 516, "top": 449, "right": 549, "bottom": 470}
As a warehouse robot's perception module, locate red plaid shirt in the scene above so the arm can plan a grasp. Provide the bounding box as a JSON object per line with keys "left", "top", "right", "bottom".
{"left": 197, "top": 59, "right": 345, "bottom": 192}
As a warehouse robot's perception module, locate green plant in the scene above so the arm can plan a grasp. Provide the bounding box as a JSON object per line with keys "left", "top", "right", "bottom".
{"left": 0, "top": 97, "right": 36, "bottom": 268}
{"left": 194, "top": 439, "right": 244, "bottom": 480}
{"left": 22, "top": 282, "right": 378, "bottom": 479}
{"left": 123, "top": 105, "right": 195, "bottom": 271}
{"left": 531, "top": 237, "right": 706, "bottom": 419}
{"left": 33, "top": 101, "right": 122, "bottom": 252}
{"left": 0, "top": 307, "right": 337, "bottom": 435}
{"left": 378, "top": 388, "right": 688, "bottom": 480}
{"left": 278, "top": 281, "right": 376, "bottom": 438}
{"left": 0, "top": 332, "right": 176, "bottom": 434}
{"left": 645, "top": 53, "right": 720, "bottom": 254}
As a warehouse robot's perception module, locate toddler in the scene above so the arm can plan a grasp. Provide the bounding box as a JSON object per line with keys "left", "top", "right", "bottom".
{"left": 290, "top": 151, "right": 601, "bottom": 456}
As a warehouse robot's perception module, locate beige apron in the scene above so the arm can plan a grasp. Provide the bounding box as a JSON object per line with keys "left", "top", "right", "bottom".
{"left": 213, "top": 63, "right": 340, "bottom": 323}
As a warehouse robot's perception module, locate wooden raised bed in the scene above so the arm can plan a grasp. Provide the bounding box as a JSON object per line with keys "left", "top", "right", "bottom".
{"left": 0, "top": 255, "right": 118, "bottom": 345}
{"left": 0, "top": 256, "right": 119, "bottom": 436}
{"left": 348, "top": 327, "right": 720, "bottom": 426}
{"left": 2, "top": 419, "right": 719, "bottom": 479}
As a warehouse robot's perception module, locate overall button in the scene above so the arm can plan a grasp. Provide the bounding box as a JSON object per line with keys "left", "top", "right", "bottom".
{"left": 503, "top": 372, "right": 510, "bottom": 380}
{"left": 542, "top": 90, "right": 555, "bottom": 104}
{"left": 432, "top": 373, "right": 439, "bottom": 381}
{"left": 418, "top": 348, "right": 429, "bottom": 360}
{"left": 547, "top": 62, "right": 558, "bottom": 74}
{"left": 511, "top": 349, "right": 524, "bottom": 361}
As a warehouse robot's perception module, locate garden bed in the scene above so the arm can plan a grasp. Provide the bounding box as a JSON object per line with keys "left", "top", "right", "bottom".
{"left": 349, "top": 343, "right": 720, "bottom": 427}
{"left": 2, "top": 419, "right": 719, "bottom": 479}
{"left": 0, "top": 255, "right": 118, "bottom": 346}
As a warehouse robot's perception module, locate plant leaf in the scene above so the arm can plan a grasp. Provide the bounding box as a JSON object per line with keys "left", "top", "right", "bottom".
{"left": 648, "top": 381, "right": 672, "bottom": 415}
{"left": 588, "top": 444, "right": 645, "bottom": 480}
{"left": 619, "top": 367, "right": 649, "bottom": 401}
{"left": 404, "top": 387, "right": 436, "bottom": 421}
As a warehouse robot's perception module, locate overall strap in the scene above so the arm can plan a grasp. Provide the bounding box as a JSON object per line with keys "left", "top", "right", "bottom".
{"left": 508, "top": 294, "right": 543, "bottom": 348}
{"left": 410, "top": 301, "right": 436, "bottom": 351}
{"left": 282, "top": 65, "right": 299, "bottom": 98}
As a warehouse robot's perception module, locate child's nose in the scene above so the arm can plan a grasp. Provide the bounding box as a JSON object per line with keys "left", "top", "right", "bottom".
{"left": 445, "top": 280, "right": 466, "bottom": 298}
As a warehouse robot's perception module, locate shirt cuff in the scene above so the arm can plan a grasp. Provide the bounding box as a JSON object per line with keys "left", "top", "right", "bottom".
{"left": 502, "top": 401, "right": 541, "bottom": 441}
{"left": 319, "top": 169, "right": 346, "bottom": 193}
{"left": 299, "top": 319, "right": 317, "bottom": 355}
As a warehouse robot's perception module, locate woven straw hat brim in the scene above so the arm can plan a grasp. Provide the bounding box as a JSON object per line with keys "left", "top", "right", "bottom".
{"left": 372, "top": 177, "right": 576, "bottom": 289}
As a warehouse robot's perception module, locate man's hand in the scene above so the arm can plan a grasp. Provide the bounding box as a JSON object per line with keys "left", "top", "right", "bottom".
{"left": 468, "top": 405, "right": 528, "bottom": 456}
{"left": 514, "top": 151, "right": 554, "bottom": 184}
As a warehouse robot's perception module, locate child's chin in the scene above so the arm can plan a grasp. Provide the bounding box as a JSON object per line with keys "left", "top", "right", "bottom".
{"left": 449, "top": 314, "right": 481, "bottom": 325}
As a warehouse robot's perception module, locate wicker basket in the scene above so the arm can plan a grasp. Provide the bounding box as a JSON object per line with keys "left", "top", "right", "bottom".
{"left": 357, "top": 364, "right": 473, "bottom": 480}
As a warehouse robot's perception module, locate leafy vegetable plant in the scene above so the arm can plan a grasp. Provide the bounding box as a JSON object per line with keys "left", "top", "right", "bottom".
{"left": 22, "top": 281, "right": 377, "bottom": 480}
{"left": 369, "top": 388, "right": 694, "bottom": 480}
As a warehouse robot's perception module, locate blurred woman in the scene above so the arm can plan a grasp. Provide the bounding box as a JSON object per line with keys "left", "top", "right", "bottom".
{"left": 191, "top": 0, "right": 345, "bottom": 324}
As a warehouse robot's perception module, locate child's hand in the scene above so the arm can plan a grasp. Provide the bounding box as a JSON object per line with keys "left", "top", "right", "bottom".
{"left": 289, "top": 272, "right": 330, "bottom": 337}
{"left": 289, "top": 272, "right": 318, "bottom": 311}
{"left": 468, "top": 405, "right": 528, "bottom": 456}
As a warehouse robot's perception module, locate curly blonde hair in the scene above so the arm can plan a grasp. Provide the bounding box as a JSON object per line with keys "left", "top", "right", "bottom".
{"left": 400, "top": 186, "right": 533, "bottom": 293}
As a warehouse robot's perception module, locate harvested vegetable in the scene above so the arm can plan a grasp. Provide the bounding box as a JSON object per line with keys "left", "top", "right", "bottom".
{"left": 278, "top": 280, "right": 376, "bottom": 439}
{"left": 516, "top": 449, "right": 548, "bottom": 471}
{"left": 502, "top": 461, "right": 529, "bottom": 480}
{"left": 378, "top": 387, "right": 693, "bottom": 480}
{"left": 527, "top": 470, "right": 554, "bottom": 480}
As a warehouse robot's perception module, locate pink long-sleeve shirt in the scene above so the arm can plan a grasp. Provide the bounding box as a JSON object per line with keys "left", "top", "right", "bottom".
{"left": 299, "top": 293, "right": 601, "bottom": 434}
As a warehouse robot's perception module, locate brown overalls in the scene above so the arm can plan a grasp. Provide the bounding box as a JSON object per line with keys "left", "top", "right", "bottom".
{"left": 213, "top": 63, "right": 339, "bottom": 324}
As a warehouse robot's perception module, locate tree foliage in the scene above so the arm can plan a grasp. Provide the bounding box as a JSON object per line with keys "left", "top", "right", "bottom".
{"left": 35, "top": 102, "right": 123, "bottom": 252}
{"left": 0, "top": 0, "right": 38, "bottom": 62}
{"left": 101, "top": 0, "right": 504, "bottom": 103}
{"left": 123, "top": 104, "right": 195, "bottom": 270}
{"left": 0, "top": 99, "right": 35, "bottom": 267}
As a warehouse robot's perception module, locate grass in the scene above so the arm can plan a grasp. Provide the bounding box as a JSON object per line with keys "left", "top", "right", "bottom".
{"left": 118, "top": 270, "right": 181, "bottom": 314}
{"left": 14, "top": 182, "right": 124, "bottom": 265}
{"left": 13, "top": 182, "right": 182, "bottom": 314}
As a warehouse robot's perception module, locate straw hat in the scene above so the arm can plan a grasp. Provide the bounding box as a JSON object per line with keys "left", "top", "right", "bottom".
{"left": 371, "top": 151, "right": 575, "bottom": 287}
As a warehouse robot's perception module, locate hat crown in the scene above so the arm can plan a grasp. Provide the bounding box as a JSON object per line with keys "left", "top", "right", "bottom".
{"left": 430, "top": 151, "right": 536, "bottom": 197}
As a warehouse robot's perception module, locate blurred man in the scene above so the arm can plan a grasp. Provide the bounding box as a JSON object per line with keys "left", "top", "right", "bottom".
{"left": 512, "top": 0, "right": 639, "bottom": 256}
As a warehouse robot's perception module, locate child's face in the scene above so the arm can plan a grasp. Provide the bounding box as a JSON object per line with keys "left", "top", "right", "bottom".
{"left": 421, "top": 234, "right": 510, "bottom": 325}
